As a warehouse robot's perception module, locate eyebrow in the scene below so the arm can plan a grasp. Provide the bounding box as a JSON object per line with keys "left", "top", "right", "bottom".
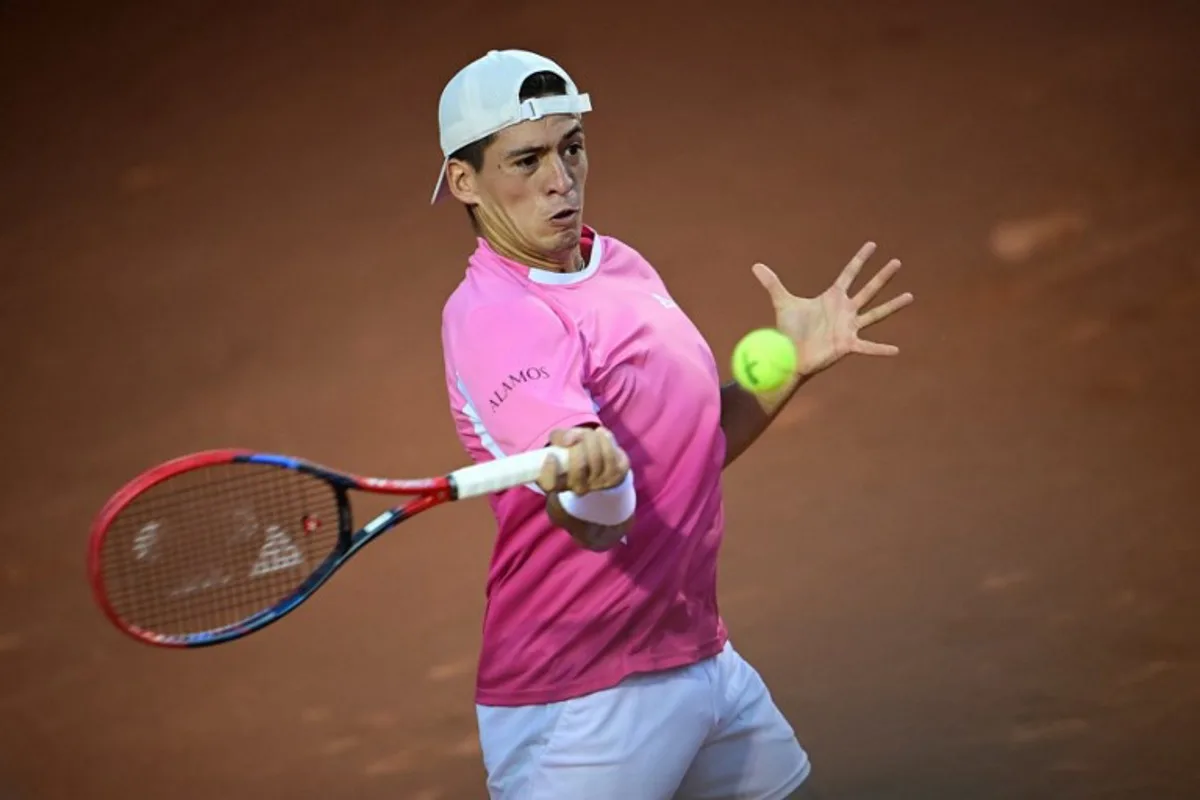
{"left": 504, "top": 123, "right": 585, "bottom": 161}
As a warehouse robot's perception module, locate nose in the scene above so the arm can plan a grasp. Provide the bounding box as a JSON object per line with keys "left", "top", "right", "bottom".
{"left": 544, "top": 153, "right": 572, "bottom": 196}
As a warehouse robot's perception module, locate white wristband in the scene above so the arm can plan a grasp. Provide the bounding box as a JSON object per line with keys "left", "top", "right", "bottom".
{"left": 557, "top": 470, "right": 636, "bottom": 526}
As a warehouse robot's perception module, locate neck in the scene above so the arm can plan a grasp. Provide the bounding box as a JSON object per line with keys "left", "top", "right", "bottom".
{"left": 475, "top": 209, "right": 583, "bottom": 272}
{"left": 489, "top": 236, "right": 583, "bottom": 272}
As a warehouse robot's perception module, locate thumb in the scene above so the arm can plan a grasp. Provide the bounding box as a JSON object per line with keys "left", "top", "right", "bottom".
{"left": 536, "top": 453, "right": 565, "bottom": 493}
{"left": 751, "top": 262, "right": 791, "bottom": 307}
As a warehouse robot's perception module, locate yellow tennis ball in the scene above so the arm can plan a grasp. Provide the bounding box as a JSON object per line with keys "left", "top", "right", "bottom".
{"left": 731, "top": 328, "right": 798, "bottom": 393}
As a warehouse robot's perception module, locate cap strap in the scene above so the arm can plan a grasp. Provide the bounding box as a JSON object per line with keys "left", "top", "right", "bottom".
{"left": 519, "top": 93, "right": 592, "bottom": 122}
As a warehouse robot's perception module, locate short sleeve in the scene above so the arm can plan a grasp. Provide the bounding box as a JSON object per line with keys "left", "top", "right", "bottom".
{"left": 445, "top": 295, "right": 599, "bottom": 455}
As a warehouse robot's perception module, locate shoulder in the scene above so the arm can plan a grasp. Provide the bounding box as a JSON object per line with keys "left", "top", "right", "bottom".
{"left": 596, "top": 231, "right": 649, "bottom": 264}
{"left": 444, "top": 266, "right": 524, "bottom": 320}
{"left": 590, "top": 231, "right": 674, "bottom": 299}
{"left": 595, "top": 231, "right": 663, "bottom": 280}
{"left": 442, "top": 273, "right": 567, "bottom": 343}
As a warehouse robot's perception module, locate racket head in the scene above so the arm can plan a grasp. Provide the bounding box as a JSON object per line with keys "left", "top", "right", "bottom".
{"left": 87, "top": 449, "right": 448, "bottom": 648}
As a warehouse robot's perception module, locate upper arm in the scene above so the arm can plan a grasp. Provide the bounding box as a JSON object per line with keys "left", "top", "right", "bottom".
{"left": 445, "top": 296, "right": 599, "bottom": 455}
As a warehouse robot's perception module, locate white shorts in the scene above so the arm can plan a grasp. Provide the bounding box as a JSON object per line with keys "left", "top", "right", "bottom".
{"left": 476, "top": 641, "right": 811, "bottom": 800}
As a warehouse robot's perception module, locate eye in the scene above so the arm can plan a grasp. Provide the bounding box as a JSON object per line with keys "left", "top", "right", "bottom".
{"left": 565, "top": 142, "right": 584, "bottom": 157}
{"left": 514, "top": 155, "right": 538, "bottom": 171}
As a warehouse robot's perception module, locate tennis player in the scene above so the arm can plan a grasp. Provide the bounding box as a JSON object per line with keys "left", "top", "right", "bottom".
{"left": 435, "top": 49, "right": 913, "bottom": 800}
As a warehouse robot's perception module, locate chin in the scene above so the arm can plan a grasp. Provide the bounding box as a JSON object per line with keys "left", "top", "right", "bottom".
{"left": 544, "top": 224, "right": 582, "bottom": 252}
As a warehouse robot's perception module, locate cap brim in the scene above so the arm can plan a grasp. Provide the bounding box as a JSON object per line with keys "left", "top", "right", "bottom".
{"left": 430, "top": 156, "right": 450, "bottom": 205}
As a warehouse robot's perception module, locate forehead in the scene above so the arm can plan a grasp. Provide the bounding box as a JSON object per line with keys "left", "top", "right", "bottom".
{"left": 489, "top": 114, "right": 583, "bottom": 155}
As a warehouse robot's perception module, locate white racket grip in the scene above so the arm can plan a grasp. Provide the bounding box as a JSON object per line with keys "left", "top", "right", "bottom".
{"left": 450, "top": 446, "right": 570, "bottom": 500}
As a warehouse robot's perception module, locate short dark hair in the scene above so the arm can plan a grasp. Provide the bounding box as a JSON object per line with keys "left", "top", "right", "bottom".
{"left": 449, "top": 70, "right": 569, "bottom": 229}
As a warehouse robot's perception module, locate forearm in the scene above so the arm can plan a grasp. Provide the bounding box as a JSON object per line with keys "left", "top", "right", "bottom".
{"left": 547, "top": 491, "right": 632, "bottom": 551}
{"left": 541, "top": 451, "right": 636, "bottom": 551}
{"left": 719, "top": 372, "right": 813, "bottom": 467}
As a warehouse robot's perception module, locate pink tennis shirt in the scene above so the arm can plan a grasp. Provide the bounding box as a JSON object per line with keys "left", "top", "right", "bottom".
{"left": 440, "top": 226, "right": 729, "bottom": 707}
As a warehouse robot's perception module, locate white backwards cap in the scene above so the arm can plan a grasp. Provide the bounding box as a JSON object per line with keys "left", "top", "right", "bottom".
{"left": 431, "top": 49, "right": 593, "bottom": 204}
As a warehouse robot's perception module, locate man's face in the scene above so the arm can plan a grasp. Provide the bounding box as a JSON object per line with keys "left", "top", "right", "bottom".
{"left": 450, "top": 114, "right": 588, "bottom": 260}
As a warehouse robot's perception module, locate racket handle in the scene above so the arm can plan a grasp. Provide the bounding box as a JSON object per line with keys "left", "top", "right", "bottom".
{"left": 450, "top": 446, "right": 570, "bottom": 500}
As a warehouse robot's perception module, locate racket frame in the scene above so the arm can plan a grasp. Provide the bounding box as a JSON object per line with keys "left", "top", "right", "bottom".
{"left": 88, "top": 446, "right": 561, "bottom": 649}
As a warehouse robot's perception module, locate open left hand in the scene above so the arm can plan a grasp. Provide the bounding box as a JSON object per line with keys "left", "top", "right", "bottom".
{"left": 752, "top": 241, "right": 915, "bottom": 377}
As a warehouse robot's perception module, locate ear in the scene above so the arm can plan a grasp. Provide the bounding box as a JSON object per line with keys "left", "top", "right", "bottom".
{"left": 445, "top": 159, "right": 482, "bottom": 206}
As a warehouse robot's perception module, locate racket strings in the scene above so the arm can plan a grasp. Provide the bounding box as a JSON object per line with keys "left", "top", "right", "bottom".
{"left": 99, "top": 463, "right": 343, "bottom": 637}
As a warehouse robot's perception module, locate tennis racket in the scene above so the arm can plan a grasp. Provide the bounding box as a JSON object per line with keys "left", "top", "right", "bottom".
{"left": 88, "top": 446, "right": 568, "bottom": 648}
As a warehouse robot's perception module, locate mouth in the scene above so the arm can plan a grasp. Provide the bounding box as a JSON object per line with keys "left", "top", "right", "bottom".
{"left": 549, "top": 208, "right": 580, "bottom": 224}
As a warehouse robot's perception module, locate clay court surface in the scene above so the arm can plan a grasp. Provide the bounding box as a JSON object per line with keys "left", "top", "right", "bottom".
{"left": 2, "top": 1, "right": 1198, "bottom": 797}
